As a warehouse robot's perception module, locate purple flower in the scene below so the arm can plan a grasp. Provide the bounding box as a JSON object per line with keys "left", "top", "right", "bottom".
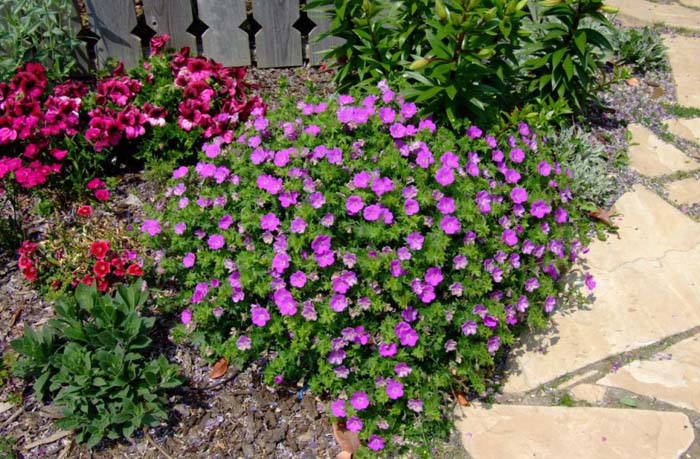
{"left": 331, "top": 399, "right": 346, "bottom": 418}
{"left": 538, "top": 161, "right": 552, "bottom": 176}
{"left": 141, "top": 219, "right": 161, "bottom": 236}
{"left": 403, "top": 185, "right": 418, "bottom": 199}
{"left": 475, "top": 191, "right": 491, "bottom": 213}
{"left": 390, "top": 123, "right": 407, "bottom": 138}
{"left": 350, "top": 391, "right": 369, "bottom": 410}
{"left": 424, "top": 267, "right": 443, "bottom": 286}
{"left": 394, "top": 362, "right": 412, "bottom": 377}
{"left": 437, "top": 197, "right": 455, "bottom": 214}
{"left": 585, "top": 273, "right": 596, "bottom": 290}
{"left": 311, "top": 234, "right": 332, "bottom": 254}
{"left": 395, "top": 321, "right": 419, "bottom": 347}
{"left": 290, "top": 271, "right": 306, "bottom": 288}
{"left": 509, "top": 148, "right": 525, "bottom": 163}
{"left": 260, "top": 213, "right": 280, "bottom": 231}
{"left": 502, "top": 229, "right": 518, "bottom": 247}
{"left": 510, "top": 187, "right": 528, "bottom": 204}
{"left": 172, "top": 166, "right": 188, "bottom": 179}
{"left": 461, "top": 320, "right": 477, "bottom": 335}
{"left": 525, "top": 277, "right": 540, "bottom": 292}
{"left": 181, "top": 309, "right": 192, "bottom": 324}
{"left": 363, "top": 204, "right": 383, "bottom": 221}
{"left": 367, "top": 435, "right": 385, "bottom": 451}
{"left": 236, "top": 335, "right": 251, "bottom": 350}
{"left": 504, "top": 169, "right": 521, "bottom": 184}
{"left": 435, "top": 167, "right": 455, "bottom": 186}
{"left": 406, "top": 232, "right": 424, "bottom": 250}
{"left": 274, "top": 288, "right": 297, "bottom": 315}
{"left": 315, "top": 250, "right": 335, "bottom": 267}
{"left": 371, "top": 176, "right": 394, "bottom": 196}
{"left": 440, "top": 215, "right": 461, "bottom": 235}
{"left": 309, "top": 192, "right": 325, "bottom": 209}
{"left": 544, "top": 296, "right": 556, "bottom": 313}
{"left": 290, "top": 217, "right": 307, "bottom": 233}
{"left": 353, "top": 171, "right": 372, "bottom": 188}
{"left": 404, "top": 199, "right": 420, "bottom": 215}
{"left": 483, "top": 314, "right": 498, "bottom": 329}
{"left": 271, "top": 252, "right": 290, "bottom": 273}
{"left": 346, "top": 416, "right": 363, "bottom": 432}
{"left": 487, "top": 335, "right": 501, "bottom": 354}
{"left": 402, "top": 307, "right": 418, "bottom": 322}
{"left": 251, "top": 306, "right": 270, "bottom": 327}
{"left": 379, "top": 343, "right": 397, "bottom": 357}
{"left": 385, "top": 379, "right": 404, "bottom": 400}
{"left": 531, "top": 200, "right": 551, "bottom": 219}
{"left": 346, "top": 195, "right": 364, "bottom": 215}
{"left": 329, "top": 294, "right": 348, "bottom": 312}
{"left": 408, "top": 399, "right": 423, "bottom": 412}
{"left": 182, "top": 252, "right": 196, "bottom": 268}
{"left": 555, "top": 207, "right": 568, "bottom": 224}
{"left": 213, "top": 307, "right": 224, "bottom": 318}
{"left": 208, "top": 234, "right": 225, "bottom": 250}
{"left": 379, "top": 107, "right": 396, "bottom": 124}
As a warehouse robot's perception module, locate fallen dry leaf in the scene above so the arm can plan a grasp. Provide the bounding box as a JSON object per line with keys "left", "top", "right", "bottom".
{"left": 588, "top": 208, "right": 616, "bottom": 226}
{"left": 625, "top": 77, "right": 640, "bottom": 87}
{"left": 455, "top": 392, "right": 470, "bottom": 406}
{"left": 336, "top": 451, "right": 353, "bottom": 459}
{"left": 209, "top": 358, "right": 229, "bottom": 379}
{"left": 650, "top": 86, "right": 664, "bottom": 99}
{"left": 333, "top": 421, "right": 361, "bottom": 454}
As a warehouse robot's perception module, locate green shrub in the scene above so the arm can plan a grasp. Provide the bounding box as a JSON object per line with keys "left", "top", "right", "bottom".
{"left": 12, "top": 281, "right": 182, "bottom": 448}
{"left": 616, "top": 26, "right": 668, "bottom": 73}
{"left": 142, "top": 83, "right": 598, "bottom": 456}
{"left": 308, "top": 0, "right": 617, "bottom": 127}
{"left": 0, "top": 0, "right": 82, "bottom": 82}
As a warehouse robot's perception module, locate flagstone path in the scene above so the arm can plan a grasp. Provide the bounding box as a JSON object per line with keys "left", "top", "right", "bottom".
{"left": 454, "top": 3, "right": 700, "bottom": 458}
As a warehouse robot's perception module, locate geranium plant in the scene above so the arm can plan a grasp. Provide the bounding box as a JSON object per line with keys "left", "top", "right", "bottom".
{"left": 143, "top": 82, "right": 597, "bottom": 456}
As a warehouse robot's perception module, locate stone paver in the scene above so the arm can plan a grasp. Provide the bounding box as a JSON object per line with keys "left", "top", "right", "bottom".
{"left": 455, "top": 404, "right": 694, "bottom": 459}
{"left": 597, "top": 334, "right": 700, "bottom": 412}
{"left": 666, "top": 35, "right": 700, "bottom": 109}
{"left": 680, "top": 0, "right": 700, "bottom": 9}
{"left": 667, "top": 178, "right": 700, "bottom": 206}
{"left": 504, "top": 186, "right": 700, "bottom": 393}
{"left": 606, "top": 0, "right": 700, "bottom": 30}
{"left": 628, "top": 124, "right": 699, "bottom": 177}
{"left": 665, "top": 118, "right": 700, "bottom": 144}
{"left": 570, "top": 384, "right": 607, "bottom": 405}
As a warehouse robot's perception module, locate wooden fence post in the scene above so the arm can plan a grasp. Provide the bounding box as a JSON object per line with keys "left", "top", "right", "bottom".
{"left": 197, "top": 0, "right": 251, "bottom": 66}
{"left": 142, "top": 0, "right": 196, "bottom": 52}
{"left": 308, "top": 5, "right": 343, "bottom": 66}
{"left": 252, "top": 0, "right": 303, "bottom": 68}
{"left": 85, "top": 0, "right": 141, "bottom": 69}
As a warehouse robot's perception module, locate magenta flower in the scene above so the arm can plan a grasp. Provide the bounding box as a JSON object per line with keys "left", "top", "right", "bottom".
{"left": 407, "top": 398, "right": 423, "bottom": 413}
{"left": 181, "top": 309, "right": 192, "bottom": 324}
{"left": 530, "top": 200, "right": 551, "bottom": 219}
{"left": 406, "top": 232, "right": 424, "bottom": 250}
{"left": 371, "top": 176, "right": 394, "bottom": 196}
{"left": 585, "top": 273, "right": 596, "bottom": 290}
{"left": 236, "top": 335, "right": 251, "bottom": 350}
{"left": 502, "top": 229, "right": 518, "bottom": 247}
{"left": 309, "top": 192, "right": 325, "bottom": 208}
{"left": 538, "top": 161, "right": 552, "bottom": 176}
{"left": 346, "top": 195, "right": 364, "bottom": 215}
{"left": 440, "top": 215, "right": 461, "bottom": 235}
{"left": 510, "top": 148, "right": 525, "bottom": 163}
{"left": 290, "top": 271, "right": 306, "bottom": 288}
{"left": 363, "top": 204, "right": 383, "bottom": 221}
{"left": 330, "top": 399, "right": 347, "bottom": 418}
{"left": 218, "top": 214, "right": 233, "bottom": 230}
{"left": 260, "top": 213, "right": 280, "bottom": 231}
{"left": 504, "top": 168, "right": 521, "bottom": 184}
{"left": 274, "top": 288, "right": 297, "bottom": 315}
{"left": 379, "top": 107, "right": 396, "bottom": 124}
{"left": 311, "top": 234, "right": 331, "bottom": 254}
{"left": 208, "top": 234, "right": 225, "bottom": 250}
{"left": 510, "top": 187, "right": 528, "bottom": 204}
{"left": 404, "top": 198, "right": 420, "bottom": 215}
{"left": 172, "top": 166, "right": 188, "bottom": 179}
{"left": 251, "top": 305, "right": 270, "bottom": 327}
{"left": 437, "top": 197, "right": 455, "bottom": 214}
{"left": 424, "top": 266, "right": 443, "bottom": 286}
{"left": 435, "top": 167, "right": 454, "bottom": 186}
{"left": 555, "top": 207, "right": 568, "bottom": 223}
{"left": 453, "top": 255, "right": 468, "bottom": 269}
{"left": 544, "top": 296, "right": 556, "bottom": 313}
{"left": 487, "top": 335, "right": 501, "bottom": 354}
{"left": 346, "top": 416, "right": 363, "bottom": 432}
{"left": 315, "top": 250, "right": 335, "bottom": 268}
{"left": 395, "top": 321, "right": 419, "bottom": 347}
{"left": 353, "top": 171, "right": 372, "bottom": 188}
{"left": 378, "top": 343, "right": 397, "bottom": 357}
{"left": 394, "top": 362, "right": 412, "bottom": 377}
{"left": 182, "top": 252, "right": 196, "bottom": 268}
{"left": 367, "top": 435, "right": 385, "bottom": 451}
{"left": 330, "top": 294, "right": 348, "bottom": 312}
{"left": 461, "top": 320, "right": 477, "bottom": 335}
{"left": 385, "top": 379, "right": 404, "bottom": 400}
{"left": 141, "top": 219, "right": 162, "bottom": 236}
{"left": 271, "top": 252, "right": 290, "bottom": 273}
{"left": 290, "top": 217, "right": 307, "bottom": 233}
{"left": 350, "top": 391, "right": 370, "bottom": 410}
{"left": 467, "top": 125, "right": 483, "bottom": 139}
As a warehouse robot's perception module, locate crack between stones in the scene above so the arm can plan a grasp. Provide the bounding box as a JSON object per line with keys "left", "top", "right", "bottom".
{"left": 587, "top": 240, "right": 700, "bottom": 274}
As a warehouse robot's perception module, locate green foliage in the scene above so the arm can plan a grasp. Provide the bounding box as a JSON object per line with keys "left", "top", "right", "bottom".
{"left": 308, "top": 0, "right": 617, "bottom": 127}
{"left": 11, "top": 281, "right": 182, "bottom": 448}
{"left": 0, "top": 436, "right": 16, "bottom": 459}
{"left": 0, "top": 0, "right": 82, "bottom": 82}
{"left": 521, "top": 0, "right": 614, "bottom": 111}
{"left": 549, "top": 125, "right": 617, "bottom": 206}
{"left": 663, "top": 104, "right": 700, "bottom": 120}
{"left": 615, "top": 26, "right": 668, "bottom": 73}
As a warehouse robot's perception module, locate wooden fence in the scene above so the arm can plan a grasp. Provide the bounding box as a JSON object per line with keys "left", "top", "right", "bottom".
{"left": 76, "top": 0, "right": 342, "bottom": 71}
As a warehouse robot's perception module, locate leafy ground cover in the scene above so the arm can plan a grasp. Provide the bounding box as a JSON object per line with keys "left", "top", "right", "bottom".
{"left": 0, "top": 2, "right": 682, "bottom": 458}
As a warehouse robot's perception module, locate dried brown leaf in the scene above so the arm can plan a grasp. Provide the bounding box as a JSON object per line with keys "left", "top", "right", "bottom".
{"left": 455, "top": 392, "right": 470, "bottom": 406}
{"left": 333, "top": 422, "right": 361, "bottom": 454}
{"left": 209, "top": 358, "right": 229, "bottom": 379}
{"left": 625, "top": 77, "right": 640, "bottom": 87}
{"left": 588, "top": 208, "right": 616, "bottom": 226}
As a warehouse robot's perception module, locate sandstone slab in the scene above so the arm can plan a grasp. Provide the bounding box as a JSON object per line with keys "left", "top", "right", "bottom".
{"left": 667, "top": 178, "right": 700, "bottom": 205}
{"left": 584, "top": 185, "right": 700, "bottom": 272}
{"left": 570, "top": 384, "right": 608, "bottom": 405}
{"left": 665, "top": 118, "right": 700, "bottom": 143}
{"left": 455, "top": 404, "right": 694, "bottom": 459}
{"left": 606, "top": 0, "right": 700, "bottom": 30}
{"left": 627, "top": 124, "right": 699, "bottom": 177}
{"left": 680, "top": 0, "right": 700, "bottom": 10}
{"left": 504, "top": 186, "right": 700, "bottom": 393}
{"left": 597, "top": 335, "right": 700, "bottom": 412}
{"left": 666, "top": 35, "right": 700, "bottom": 109}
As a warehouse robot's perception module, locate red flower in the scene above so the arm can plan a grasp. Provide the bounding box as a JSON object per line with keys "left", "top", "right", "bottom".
{"left": 18, "top": 240, "right": 37, "bottom": 256}
{"left": 89, "top": 240, "right": 110, "bottom": 259}
{"left": 77, "top": 205, "right": 93, "bottom": 217}
{"left": 126, "top": 264, "right": 143, "bottom": 276}
{"left": 51, "top": 279, "right": 62, "bottom": 290}
{"left": 18, "top": 255, "right": 33, "bottom": 269}
{"left": 81, "top": 275, "right": 95, "bottom": 286}
{"left": 93, "top": 260, "right": 111, "bottom": 278}
{"left": 95, "top": 189, "right": 110, "bottom": 201}
{"left": 96, "top": 279, "right": 109, "bottom": 292}
{"left": 22, "top": 265, "right": 37, "bottom": 281}
{"left": 87, "top": 177, "right": 104, "bottom": 190}
{"left": 150, "top": 34, "right": 170, "bottom": 56}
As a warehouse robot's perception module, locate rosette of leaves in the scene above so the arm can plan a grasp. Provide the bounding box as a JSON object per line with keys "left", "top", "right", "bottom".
{"left": 12, "top": 281, "right": 182, "bottom": 448}
{"left": 143, "top": 83, "right": 600, "bottom": 456}
{"left": 616, "top": 26, "right": 668, "bottom": 73}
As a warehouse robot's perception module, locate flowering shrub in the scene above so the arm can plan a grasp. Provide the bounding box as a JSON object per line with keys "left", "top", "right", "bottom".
{"left": 143, "top": 83, "right": 596, "bottom": 455}
{"left": 18, "top": 204, "right": 143, "bottom": 297}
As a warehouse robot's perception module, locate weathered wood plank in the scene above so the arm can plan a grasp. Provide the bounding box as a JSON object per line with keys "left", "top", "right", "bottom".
{"left": 197, "top": 0, "right": 250, "bottom": 66}
{"left": 308, "top": 5, "right": 344, "bottom": 66}
{"left": 252, "top": 0, "right": 302, "bottom": 68}
{"left": 69, "top": 0, "right": 91, "bottom": 74}
{"left": 85, "top": 0, "right": 141, "bottom": 69}
{"left": 142, "top": 0, "right": 196, "bottom": 52}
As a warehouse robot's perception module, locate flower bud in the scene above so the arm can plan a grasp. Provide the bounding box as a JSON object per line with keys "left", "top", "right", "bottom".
{"left": 409, "top": 58, "right": 431, "bottom": 70}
